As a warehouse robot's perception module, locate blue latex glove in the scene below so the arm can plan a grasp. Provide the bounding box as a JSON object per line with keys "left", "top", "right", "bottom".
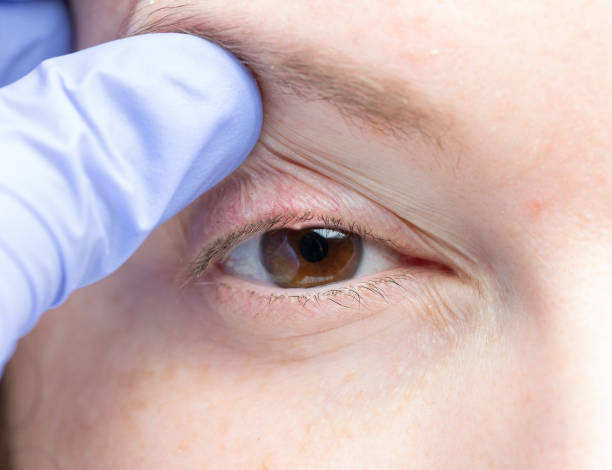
{"left": 0, "top": 25, "right": 263, "bottom": 372}
{"left": 0, "top": 0, "right": 72, "bottom": 86}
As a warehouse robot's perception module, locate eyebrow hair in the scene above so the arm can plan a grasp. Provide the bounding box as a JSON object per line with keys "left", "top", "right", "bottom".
{"left": 125, "top": 4, "right": 451, "bottom": 145}
{"left": 124, "top": 5, "right": 450, "bottom": 148}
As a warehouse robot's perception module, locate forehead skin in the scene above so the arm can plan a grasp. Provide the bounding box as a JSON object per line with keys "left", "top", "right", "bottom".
{"left": 7, "top": 0, "right": 612, "bottom": 469}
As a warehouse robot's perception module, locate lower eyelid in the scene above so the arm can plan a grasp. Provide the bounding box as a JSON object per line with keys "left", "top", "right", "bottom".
{"left": 195, "top": 259, "right": 449, "bottom": 321}
{"left": 183, "top": 262, "right": 475, "bottom": 361}
{"left": 196, "top": 267, "right": 407, "bottom": 332}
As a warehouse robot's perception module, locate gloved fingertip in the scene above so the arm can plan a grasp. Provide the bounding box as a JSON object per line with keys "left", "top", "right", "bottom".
{"left": 0, "top": 32, "right": 264, "bottom": 301}
{"left": 98, "top": 33, "right": 264, "bottom": 222}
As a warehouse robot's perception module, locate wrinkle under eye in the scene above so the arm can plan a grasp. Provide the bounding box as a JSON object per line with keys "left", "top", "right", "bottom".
{"left": 260, "top": 228, "right": 363, "bottom": 288}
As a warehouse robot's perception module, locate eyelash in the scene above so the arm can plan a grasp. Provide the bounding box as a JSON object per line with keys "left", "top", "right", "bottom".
{"left": 229, "top": 274, "right": 412, "bottom": 308}
{"left": 187, "top": 211, "right": 448, "bottom": 313}
{"left": 189, "top": 211, "right": 393, "bottom": 279}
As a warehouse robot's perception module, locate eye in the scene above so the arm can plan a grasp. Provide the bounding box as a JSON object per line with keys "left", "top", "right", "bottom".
{"left": 261, "top": 228, "right": 362, "bottom": 288}
{"left": 220, "top": 227, "right": 397, "bottom": 288}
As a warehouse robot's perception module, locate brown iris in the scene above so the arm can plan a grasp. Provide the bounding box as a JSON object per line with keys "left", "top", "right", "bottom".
{"left": 260, "top": 227, "right": 363, "bottom": 288}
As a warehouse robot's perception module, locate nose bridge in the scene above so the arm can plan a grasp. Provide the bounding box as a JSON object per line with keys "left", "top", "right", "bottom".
{"left": 524, "top": 251, "right": 612, "bottom": 468}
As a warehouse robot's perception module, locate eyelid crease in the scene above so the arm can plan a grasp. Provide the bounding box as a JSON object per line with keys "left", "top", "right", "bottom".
{"left": 187, "top": 212, "right": 393, "bottom": 281}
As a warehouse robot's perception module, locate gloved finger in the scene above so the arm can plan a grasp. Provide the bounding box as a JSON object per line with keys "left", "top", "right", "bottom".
{"left": 0, "top": 0, "right": 72, "bottom": 86}
{"left": 0, "top": 33, "right": 262, "bottom": 366}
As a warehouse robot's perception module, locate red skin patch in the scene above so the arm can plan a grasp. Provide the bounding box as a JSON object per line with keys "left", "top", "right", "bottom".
{"left": 523, "top": 198, "right": 546, "bottom": 221}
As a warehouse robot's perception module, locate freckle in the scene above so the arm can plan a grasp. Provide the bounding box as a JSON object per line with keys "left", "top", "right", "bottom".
{"left": 342, "top": 424, "right": 355, "bottom": 438}
{"left": 127, "top": 396, "right": 148, "bottom": 413}
{"left": 342, "top": 372, "right": 355, "bottom": 384}
{"left": 523, "top": 198, "right": 546, "bottom": 220}
{"left": 521, "top": 391, "right": 532, "bottom": 407}
{"left": 218, "top": 417, "right": 232, "bottom": 436}
{"left": 161, "top": 363, "right": 178, "bottom": 381}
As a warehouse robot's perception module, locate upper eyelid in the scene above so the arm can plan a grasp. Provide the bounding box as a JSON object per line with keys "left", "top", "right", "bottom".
{"left": 180, "top": 148, "right": 458, "bottom": 283}
{"left": 188, "top": 212, "right": 393, "bottom": 281}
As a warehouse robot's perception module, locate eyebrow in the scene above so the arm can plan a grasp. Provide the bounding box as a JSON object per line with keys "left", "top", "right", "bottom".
{"left": 125, "top": 4, "right": 450, "bottom": 145}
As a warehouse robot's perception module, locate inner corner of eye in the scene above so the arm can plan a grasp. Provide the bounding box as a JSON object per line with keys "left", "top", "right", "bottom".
{"left": 218, "top": 226, "right": 397, "bottom": 289}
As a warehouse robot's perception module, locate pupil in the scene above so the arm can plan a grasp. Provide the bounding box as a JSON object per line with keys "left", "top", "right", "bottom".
{"left": 299, "top": 231, "right": 329, "bottom": 263}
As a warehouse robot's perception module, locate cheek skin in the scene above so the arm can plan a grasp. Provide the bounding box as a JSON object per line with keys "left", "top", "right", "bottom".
{"left": 7, "top": 281, "right": 535, "bottom": 469}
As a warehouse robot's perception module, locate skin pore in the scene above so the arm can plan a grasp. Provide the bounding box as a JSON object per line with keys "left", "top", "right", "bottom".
{"left": 3, "top": 0, "right": 612, "bottom": 468}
